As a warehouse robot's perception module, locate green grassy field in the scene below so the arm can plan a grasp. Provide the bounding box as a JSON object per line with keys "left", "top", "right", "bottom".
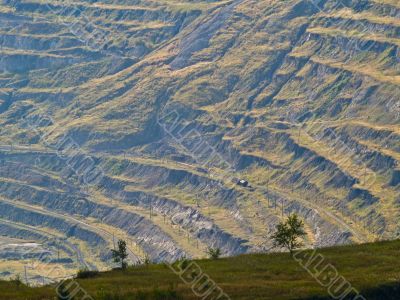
{"left": 1, "top": 239, "right": 399, "bottom": 300}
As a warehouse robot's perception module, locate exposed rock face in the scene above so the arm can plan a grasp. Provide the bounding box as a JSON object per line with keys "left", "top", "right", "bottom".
{"left": 0, "top": 0, "right": 398, "bottom": 280}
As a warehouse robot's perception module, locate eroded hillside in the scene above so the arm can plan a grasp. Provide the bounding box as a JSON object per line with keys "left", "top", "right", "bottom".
{"left": 0, "top": 0, "right": 399, "bottom": 284}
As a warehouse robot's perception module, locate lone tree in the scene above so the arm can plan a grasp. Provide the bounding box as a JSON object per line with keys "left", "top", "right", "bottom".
{"left": 271, "top": 213, "right": 306, "bottom": 255}
{"left": 111, "top": 239, "right": 128, "bottom": 269}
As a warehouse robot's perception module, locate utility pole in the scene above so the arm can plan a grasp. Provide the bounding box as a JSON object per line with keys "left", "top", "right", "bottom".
{"left": 364, "top": 165, "right": 367, "bottom": 185}
{"left": 24, "top": 265, "right": 28, "bottom": 286}
{"left": 149, "top": 199, "right": 152, "bottom": 219}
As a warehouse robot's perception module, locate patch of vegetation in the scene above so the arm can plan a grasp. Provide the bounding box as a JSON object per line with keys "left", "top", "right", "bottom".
{"left": 0, "top": 239, "right": 398, "bottom": 299}
{"left": 206, "top": 247, "right": 222, "bottom": 260}
{"left": 76, "top": 269, "right": 100, "bottom": 279}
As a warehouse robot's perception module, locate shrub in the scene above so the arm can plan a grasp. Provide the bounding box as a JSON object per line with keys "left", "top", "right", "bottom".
{"left": 143, "top": 254, "right": 151, "bottom": 266}
{"left": 11, "top": 274, "right": 23, "bottom": 289}
{"left": 76, "top": 269, "right": 99, "bottom": 279}
{"left": 206, "top": 247, "right": 221, "bottom": 260}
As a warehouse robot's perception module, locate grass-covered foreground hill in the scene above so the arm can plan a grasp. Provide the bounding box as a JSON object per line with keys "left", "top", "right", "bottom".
{"left": 0, "top": 0, "right": 398, "bottom": 284}
{"left": 1, "top": 239, "right": 400, "bottom": 300}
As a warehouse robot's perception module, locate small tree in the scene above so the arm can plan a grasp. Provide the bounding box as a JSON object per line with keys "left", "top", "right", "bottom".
{"left": 271, "top": 213, "right": 306, "bottom": 255}
{"left": 111, "top": 239, "right": 128, "bottom": 269}
{"left": 12, "top": 274, "right": 22, "bottom": 289}
{"left": 206, "top": 247, "right": 221, "bottom": 260}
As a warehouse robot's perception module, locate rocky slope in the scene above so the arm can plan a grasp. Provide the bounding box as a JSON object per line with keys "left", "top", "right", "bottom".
{"left": 0, "top": 0, "right": 398, "bottom": 284}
